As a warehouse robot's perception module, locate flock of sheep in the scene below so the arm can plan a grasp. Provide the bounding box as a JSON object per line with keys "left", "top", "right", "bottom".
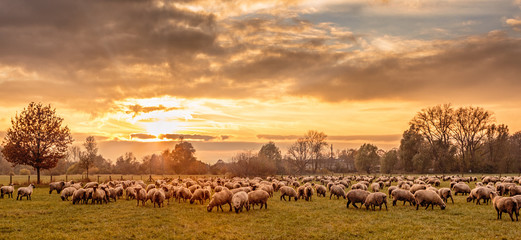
{"left": 2, "top": 175, "right": 521, "bottom": 221}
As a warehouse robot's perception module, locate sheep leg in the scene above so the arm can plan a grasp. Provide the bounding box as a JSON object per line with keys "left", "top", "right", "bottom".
{"left": 228, "top": 202, "right": 232, "bottom": 212}
{"left": 352, "top": 203, "right": 358, "bottom": 208}
{"left": 450, "top": 196, "right": 454, "bottom": 204}
{"left": 329, "top": 193, "right": 333, "bottom": 199}
{"left": 346, "top": 200, "right": 351, "bottom": 208}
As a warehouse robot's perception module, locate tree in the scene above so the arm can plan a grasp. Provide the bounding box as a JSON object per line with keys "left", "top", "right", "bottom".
{"left": 164, "top": 140, "right": 197, "bottom": 174}
{"left": 452, "top": 106, "right": 493, "bottom": 173}
{"left": 79, "top": 136, "right": 98, "bottom": 179}
{"left": 1, "top": 102, "right": 73, "bottom": 183}
{"left": 258, "top": 141, "right": 282, "bottom": 175}
{"left": 114, "top": 152, "right": 139, "bottom": 174}
{"left": 305, "top": 130, "right": 328, "bottom": 173}
{"left": 381, "top": 149, "right": 398, "bottom": 174}
{"left": 287, "top": 137, "right": 310, "bottom": 174}
{"left": 354, "top": 143, "right": 379, "bottom": 174}
{"left": 398, "top": 127, "right": 423, "bottom": 172}
{"left": 410, "top": 104, "right": 455, "bottom": 173}
{"left": 482, "top": 124, "right": 510, "bottom": 173}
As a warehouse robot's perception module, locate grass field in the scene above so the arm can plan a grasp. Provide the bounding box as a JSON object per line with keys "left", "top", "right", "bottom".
{"left": 1, "top": 179, "right": 520, "bottom": 239}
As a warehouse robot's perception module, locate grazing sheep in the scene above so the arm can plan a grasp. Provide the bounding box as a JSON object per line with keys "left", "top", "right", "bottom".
{"left": 364, "top": 192, "right": 387, "bottom": 211}
{"left": 207, "top": 188, "right": 233, "bottom": 212}
{"left": 190, "top": 188, "right": 208, "bottom": 204}
{"left": 409, "top": 184, "right": 427, "bottom": 194}
{"left": 260, "top": 185, "right": 274, "bottom": 197}
{"left": 177, "top": 187, "right": 193, "bottom": 203}
{"left": 391, "top": 189, "right": 416, "bottom": 206}
{"left": 370, "top": 183, "right": 380, "bottom": 192}
{"left": 60, "top": 187, "right": 77, "bottom": 201}
{"left": 91, "top": 185, "right": 107, "bottom": 204}
{"left": 49, "top": 181, "right": 66, "bottom": 194}
{"left": 388, "top": 186, "right": 398, "bottom": 196}
{"left": 351, "top": 183, "right": 368, "bottom": 191}
{"left": 490, "top": 192, "right": 519, "bottom": 221}
{"left": 346, "top": 189, "right": 370, "bottom": 208}
{"left": 509, "top": 186, "right": 521, "bottom": 196}
{"left": 438, "top": 188, "right": 454, "bottom": 204}
{"left": 0, "top": 185, "right": 14, "bottom": 198}
{"left": 114, "top": 186, "right": 124, "bottom": 199}
{"left": 136, "top": 188, "right": 147, "bottom": 206}
{"left": 304, "top": 185, "right": 314, "bottom": 201}
{"left": 71, "top": 183, "right": 83, "bottom": 190}
{"left": 414, "top": 190, "right": 446, "bottom": 210}
{"left": 72, "top": 188, "right": 87, "bottom": 204}
{"left": 232, "top": 191, "right": 250, "bottom": 213}
{"left": 16, "top": 184, "right": 35, "bottom": 200}
{"left": 84, "top": 182, "right": 99, "bottom": 189}
{"left": 452, "top": 183, "right": 471, "bottom": 196}
{"left": 153, "top": 188, "right": 166, "bottom": 208}
{"left": 474, "top": 187, "right": 494, "bottom": 205}
{"left": 248, "top": 190, "right": 269, "bottom": 210}
{"left": 330, "top": 185, "right": 347, "bottom": 200}
{"left": 315, "top": 185, "right": 327, "bottom": 197}
{"left": 147, "top": 188, "right": 157, "bottom": 203}
{"left": 280, "top": 186, "right": 298, "bottom": 201}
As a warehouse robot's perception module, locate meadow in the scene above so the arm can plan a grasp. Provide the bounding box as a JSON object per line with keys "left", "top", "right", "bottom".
{"left": 1, "top": 176, "right": 521, "bottom": 240}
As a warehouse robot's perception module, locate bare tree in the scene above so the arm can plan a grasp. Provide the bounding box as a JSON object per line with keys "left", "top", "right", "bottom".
{"left": 287, "top": 138, "right": 310, "bottom": 174}
{"left": 304, "top": 130, "right": 328, "bottom": 173}
{"left": 452, "top": 106, "right": 493, "bottom": 172}
{"left": 79, "top": 136, "right": 98, "bottom": 179}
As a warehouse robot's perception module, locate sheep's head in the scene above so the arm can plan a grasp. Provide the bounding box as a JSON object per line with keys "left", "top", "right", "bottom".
{"left": 206, "top": 204, "right": 213, "bottom": 212}
{"left": 440, "top": 203, "right": 446, "bottom": 210}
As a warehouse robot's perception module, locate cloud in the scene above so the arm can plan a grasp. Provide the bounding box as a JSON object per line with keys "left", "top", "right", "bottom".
{"left": 130, "top": 133, "right": 157, "bottom": 140}
{"left": 126, "top": 104, "right": 181, "bottom": 117}
{"left": 257, "top": 134, "right": 400, "bottom": 142}
{"left": 158, "top": 134, "right": 217, "bottom": 141}
{"left": 506, "top": 17, "right": 521, "bottom": 32}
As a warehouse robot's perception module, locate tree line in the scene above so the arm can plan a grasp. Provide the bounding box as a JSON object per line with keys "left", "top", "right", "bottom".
{"left": 2, "top": 102, "right": 521, "bottom": 182}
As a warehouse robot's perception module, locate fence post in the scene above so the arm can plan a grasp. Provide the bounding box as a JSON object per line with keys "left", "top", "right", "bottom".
{"left": 10, "top": 175, "right": 12, "bottom": 185}
{"left": 66, "top": 175, "right": 68, "bottom": 182}
{"left": 109, "top": 176, "right": 112, "bottom": 181}
{"left": 28, "top": 175, "right": 30, "bottom": 184}
{"left": 50, "top": 175, "right": 53, "bottom": 182}
{"left": 97, "top": 176, "right": 100, "bottom": 183}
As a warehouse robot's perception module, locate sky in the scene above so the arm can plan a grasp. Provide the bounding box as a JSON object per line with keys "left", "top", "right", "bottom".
{"left": 1, "top": 0, "right": 521, "bottom": 164}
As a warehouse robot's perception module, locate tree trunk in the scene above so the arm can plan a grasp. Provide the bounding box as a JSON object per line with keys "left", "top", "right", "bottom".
{"left": 86, "top": 166, "right": 89, "bottom": 179}
{"left": 36, "top": 167, "right": 41, "bottom": 184}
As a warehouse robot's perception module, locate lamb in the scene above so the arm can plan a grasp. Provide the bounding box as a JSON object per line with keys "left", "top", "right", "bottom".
{"left": 452, "top": 182, "right": 471, "bottom": 195}
{"left": 414, "top": 190, "right": 446, "bottom": 210}
{"left": 0, "top": 184, "right": 14, "bottom": 198}
{"left": 438, "top": 188, "right": 454, "bottom": 204}
{"left": 207, "top": 188, "right": 233, "bottom": 212}
{"left": 490, "top": 192, "right": 519, "bottom": 221}
{"left": 364, "top": 192, "right": 387, "bottom": 211}
{"left": 49, "top": 181, "right": 66, "bottom": 194}
{"left": 190, "top": 188, "right": 209, "bottom": 204}
{"left": 135, "top": 187, "right": 147, "bottom": 206}
{"left": 330, "top": 185, "right": 347, "bottom": 199}
{"left": 391, "top": 189, "right": 416, "bottom": 206}
{"left": 232, "top": 191, "right": 250, "bottom": 213}
{"left": 72, "top": 188, "right": 87, "bottom": 204}
{"left": 346, "top": 189, "right": 370, "bottom": 208}
{"left": 153, "top": 187, "right": 166, "bottom": 208}
{"left": 16, "top": 184, "right": 35, "bottom": 200}
{"left": 248, "top": 190, "right": 269, "bottom": 210}
{"left": 60, "top": 187, "right": 77, "bottom": 201}
{"left": 315, "top": 185, "right": 327, "bottom": 197}
{"left": 280, "top": 186, "right": 298, "bottom": 201}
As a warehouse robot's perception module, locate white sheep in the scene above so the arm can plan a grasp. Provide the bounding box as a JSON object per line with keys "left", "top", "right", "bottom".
{"left": 16, "top": 184, "right": 35, "bottom": 200}
{"left": 1, "top": 184, "right": 14, "bottom": 198}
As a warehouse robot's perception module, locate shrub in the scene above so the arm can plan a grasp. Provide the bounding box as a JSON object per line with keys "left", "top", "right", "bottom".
{"left": 19, "top": 168, "right": 31, "bottom": 175}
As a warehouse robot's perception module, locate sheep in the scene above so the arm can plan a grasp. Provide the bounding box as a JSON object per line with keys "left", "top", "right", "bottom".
{"left": 409, "top": 184, "right": 427, "bottom": 194}
{"left": 71, "top": 183, "right": 83, "bottom": 190}
{"left": 364, "top": 192, "right": 387, "bottom": 211}
{"left": 351, "top": 183, "right": 368, "bottom": 191}
{"left": 315, "top": 185, "right": 327, "bottom": 197}
{"left": 490, "top": 192, "right": 519, "bottom": 221}
{"left": 136, "top": 187, "right": 147, "bottom": 206}
{"left": 388, "top": 186, "right": 397, "bottom": 196}
{"left": 304, "top": 185, "right": 314, "bottom": 201}
{"left": 346, "top": 189, "right": 370, "bottom": 208}
{"left": 190, "top": 188, "right": 208, "bottom": 204}
{"left": 232, "top": 191, "right": 250, "bottom": 213}
{"left": 280, "top": 186, "right": 298, "bottom": 201}
{"left": 330, "top": 185, "right": 347, "bottom": 199}
{"left": 114, "top": 186, "right": 124, "bottom": 199}
{"left": 207, "top": 188, "right": 233, "bottom": 212}
{"left": 474, "top": 187, "right": 494, "bottom": 205}
{"left": 84, "top": 182, "right": 99, "bottom": 189}
{"left": 452, "top": 182, "right": 471, "bottom": 195}
{"left": 147, "top": 188, "right": 157, "bottom": 204}
{"left": 1, "top": 184, "right": 14, "bottom": 198}
{"left": 177, "top": 187, "right": 193, "bottom": 203}
{"left": 60, "top": 187, "right": 77, "bottom": 201}
{"left": 438, "top": 188, "right": 454, "bottom": 204}
{"left": 370, "top": 183, "right": 380, "bottom": 192}
{"left": 391, "top": 189, "right": 416, "bottom": 206}
{"left": 260, "top": 184, "right": 274, "bottom": 197}
{"left": 72, "top": 189, "right": 87, "bottom": 204}
{"left": 153, "top": 188, "right": 166, "bottom": 208}
{"left": 509, "top": 186, "right": 521, "bottom": 196}
{"left": 248, "top": 190, "right": 269, "bottom": 210}
{"left": 16, "top": 184, "right": 35, "bottom": 200}
{"left": 91, "top": 185, "right": 107, "bottom": 204}
{"left": 414, "top": 190, "right": 446, "bottom": 210}
{"left": 126, "top": 186, "right": 137, "bottom": 200}
{"left": 146, "top": 184, "right": 156, "bottom": 192}
{"left": 49, "top": 181, "right": 66, "bottom": 194}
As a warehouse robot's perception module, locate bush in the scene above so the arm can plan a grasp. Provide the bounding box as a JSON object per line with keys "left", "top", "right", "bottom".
{"left": 19, "top": 168, "right": 31, "bottom": 175}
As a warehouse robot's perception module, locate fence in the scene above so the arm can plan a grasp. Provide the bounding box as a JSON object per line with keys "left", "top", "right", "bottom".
{"left": 0, "top": 174, "right": 200, "bottom": 186}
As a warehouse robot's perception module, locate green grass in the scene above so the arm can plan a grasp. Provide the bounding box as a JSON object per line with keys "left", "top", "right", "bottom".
{"left": 1, "top": 180, "right": 521, "bottom": 239}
